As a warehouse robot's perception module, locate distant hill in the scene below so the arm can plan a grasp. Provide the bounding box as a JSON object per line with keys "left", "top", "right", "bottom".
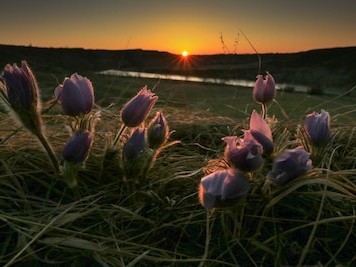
{"left": 0, "top": 44, "right": 355, "bottom": 91}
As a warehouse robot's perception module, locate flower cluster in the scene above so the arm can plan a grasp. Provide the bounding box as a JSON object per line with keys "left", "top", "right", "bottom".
{"left": 199, "top": 109, "right": 274, "bottom": 209}
{"left": 0, "top": 60, "right": 332, "bottom": 199}
{"left": 0, "top": 61, "right": 173, "bottom": 189}
{"left": 53, "top": 73, "right": 97, "bottom": 187}
{"left": 54, "top": 74, "right": 172, "bottom": 187}
{"left": 114, "top": 86, "right": 171, "bottom": 185}
{"left": 199, "top": 73, "right": 331, "bottom": 209}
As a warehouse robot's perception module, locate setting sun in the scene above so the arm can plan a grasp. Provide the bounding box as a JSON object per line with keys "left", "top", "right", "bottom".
{"left": 182, "top": 50, "right": 189, "bottom": 57}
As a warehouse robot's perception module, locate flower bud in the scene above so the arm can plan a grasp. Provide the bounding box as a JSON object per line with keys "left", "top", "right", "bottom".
{"left": 121, "top": 86, "right": 158, "bottom": 127}
{"left": 0, "top": 61, "right": 42, "bottom": 132}
{"left": 62, "top": 131, "right": 93, "bottom": 163}
{"left": 267, "top": 147, "right": 312, "bottom": 185}
{"left": 147, "top": 112, "right": 169, "bottom": 149}
{"left": 223, "top": 133, "right": 263, "bottom": 172}
{"left": 55, "top": 73, "right": 94, "bottom": 116}
{"left": 249, "top": 110, "right": 274, "bottom": 154}
{"left": 253, "top": 72, "right": 276, "bottom": 104}
{"left": 304, "top": 109, "right": 331, "bottom": 146}
{"left": 123, "top": 128, "right": 154, "bottom": 181}
{"left": 199, "top": 169, "right": 250, "bottom": 209}
{"left": 123, "top": 128, "right": 146, "bottom": 160}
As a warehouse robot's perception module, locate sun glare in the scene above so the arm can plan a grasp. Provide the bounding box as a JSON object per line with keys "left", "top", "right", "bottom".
{"left": 182, "top": 50, "right": 189, "bottom": 57}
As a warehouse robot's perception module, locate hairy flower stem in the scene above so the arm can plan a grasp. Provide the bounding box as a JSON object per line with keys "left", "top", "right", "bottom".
{"left": 261, "top": 103, "right": 267, "bottom": 119}
{"left": 113, "top": 125, "right": 127, "bottom": 147}
{"left": 98, "top": 124, "right": 127, "bottom": 183}
{"left": 63, "top": 161, "right": 79, "bottom": 188}
{"left": 98, "top": 147, "right": 120, "bottom": 184}
{"left": 35, "top": 131, "right": 60, "bottom": 173}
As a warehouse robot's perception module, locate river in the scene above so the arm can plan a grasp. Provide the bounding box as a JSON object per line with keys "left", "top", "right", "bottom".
{"left": 98, "top": 70, "right": 309, "bottom": 93}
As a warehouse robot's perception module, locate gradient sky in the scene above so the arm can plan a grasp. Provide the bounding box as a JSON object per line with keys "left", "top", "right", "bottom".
{"left": 1, "top": 0, "right": 355, "bottom": 55}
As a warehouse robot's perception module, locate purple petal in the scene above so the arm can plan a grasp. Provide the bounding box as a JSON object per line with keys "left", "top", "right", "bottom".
{"left": 267, "top": 147, "right": 312, "bottom": 184}
{"left": 69, "top": 73, "right": 94, "bottom": 112}
{"left": 263, "top": 73, "right": 276, "bottom": 101}
{"left": 123, "top": 128, "right": 146, "bottom": 159}
{"left": 250, "top": 110, "right": 272, "bottom": 140}
{"left": 304, "top": 110, "right": 331, "bottom": 145}
{"left": 199, "top": 169, "right": 250, "bottom": 209}
{"left": 222, "top": 136, "right": 238, "bottom": 148}
{"left": 221, "top": 169, "right": 250, "bottom": 200}
{"left": 57, "top": 73, "right": 94, "bottom": 116}
{"left": 54, "top": 85, "right": 63, "bottom": 101}
{"left": 121, "top": 86, "right": 158, "bottom": 127}
{"left": 62, "top": 131, "right": 93, "bottom": 163}
{"left": 223, "top": 133, "right": 263, "bottom": 171}
{"left": 252, "top": 75, "right": 265, "bottom": 102}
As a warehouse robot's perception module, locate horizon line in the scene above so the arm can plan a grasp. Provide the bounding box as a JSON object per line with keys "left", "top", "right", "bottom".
{"left": 0, "top": 43, "right": 355, "bottom": 56}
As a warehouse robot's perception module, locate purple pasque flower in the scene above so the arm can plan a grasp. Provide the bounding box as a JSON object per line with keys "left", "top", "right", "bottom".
{"left": 253, "top": 72, "right": 276, "bottom": 104}
{"left": 62, "top": 131, "right": 93, "bottom": 163}
{"left": 304, "top": 109, "right": 331, "bottom": 146}
{"left": 0, "top": 61, "right": 43, "bottom": 132}
{"left": 55, "top": 73, "right": 94, "bottom": 116}
{"left": 123, "top": 128, "right": 146, "bottom": 160}
{"left": 147, "top": 112, "right": 169, "bottom": 149}
{"left": 122, "top": 128, "right": 153, "bottom": 181}
{"left": 222, "top": 131, "right": 263, "bottom": 172}
{"left": 1, "top": 61, "right": 39, "bottom": 111}
{"left": 267, "top": 147, "right": 312, "bottom": 185}
{"left": 199, "top": 168, "right": 250, "bottom": 209}
{"left": 249, "top": 110, "right": 274, "bottom": 154}
{"left": 121, "top": 86, "right": 158, "bottom": 127}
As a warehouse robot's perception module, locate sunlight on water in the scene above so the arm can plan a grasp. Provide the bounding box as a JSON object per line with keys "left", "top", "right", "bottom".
{"left": 99, "top": 70, "right": 309, "bottom": 92}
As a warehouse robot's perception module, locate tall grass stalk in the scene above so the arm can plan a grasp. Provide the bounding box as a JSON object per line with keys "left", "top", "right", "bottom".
{"left": 297, "top": 145, "right": 341, "bottom": 265}
{"left": 199, "top": 210, "right": 212, "bottom": 267}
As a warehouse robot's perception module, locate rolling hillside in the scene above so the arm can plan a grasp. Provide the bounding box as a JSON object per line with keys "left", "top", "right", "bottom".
{"left": 0, "top": 44, "right": 355, "bottom": 93}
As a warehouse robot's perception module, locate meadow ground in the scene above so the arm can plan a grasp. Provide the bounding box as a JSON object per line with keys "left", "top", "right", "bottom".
{"left": 0, "top": 72, "right": 355, "bottom": 266}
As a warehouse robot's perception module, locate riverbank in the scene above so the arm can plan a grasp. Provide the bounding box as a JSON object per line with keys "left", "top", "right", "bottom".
{"left": 98, "top": 69, "right": 310, "bottom": 93}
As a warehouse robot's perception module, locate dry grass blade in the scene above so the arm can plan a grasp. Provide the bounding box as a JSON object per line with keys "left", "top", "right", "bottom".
{"left": 4, "top": 203, "right": 79, "bottom": 267}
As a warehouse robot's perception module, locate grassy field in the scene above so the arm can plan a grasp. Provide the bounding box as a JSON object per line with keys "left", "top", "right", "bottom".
{"left": 1, "top": 68, "right": 355, "bottom": 266}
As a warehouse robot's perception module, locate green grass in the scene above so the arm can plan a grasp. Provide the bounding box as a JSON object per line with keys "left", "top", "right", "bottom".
{"left": 1, "top": 73, "right": 355, "bottom": 266}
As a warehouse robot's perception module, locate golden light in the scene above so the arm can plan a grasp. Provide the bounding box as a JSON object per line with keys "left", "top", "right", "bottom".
{"left": 182, "top": 50, "right": 189, "bottom": 57}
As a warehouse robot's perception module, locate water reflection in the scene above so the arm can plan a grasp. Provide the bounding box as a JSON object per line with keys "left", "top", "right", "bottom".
{"left": 99, "top": 70, "right": 309, "bottom": 93}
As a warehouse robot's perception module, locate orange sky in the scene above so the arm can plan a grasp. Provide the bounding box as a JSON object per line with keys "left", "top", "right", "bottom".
{"left": 1, "top": 0, "right": 355, "bottom": 55}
